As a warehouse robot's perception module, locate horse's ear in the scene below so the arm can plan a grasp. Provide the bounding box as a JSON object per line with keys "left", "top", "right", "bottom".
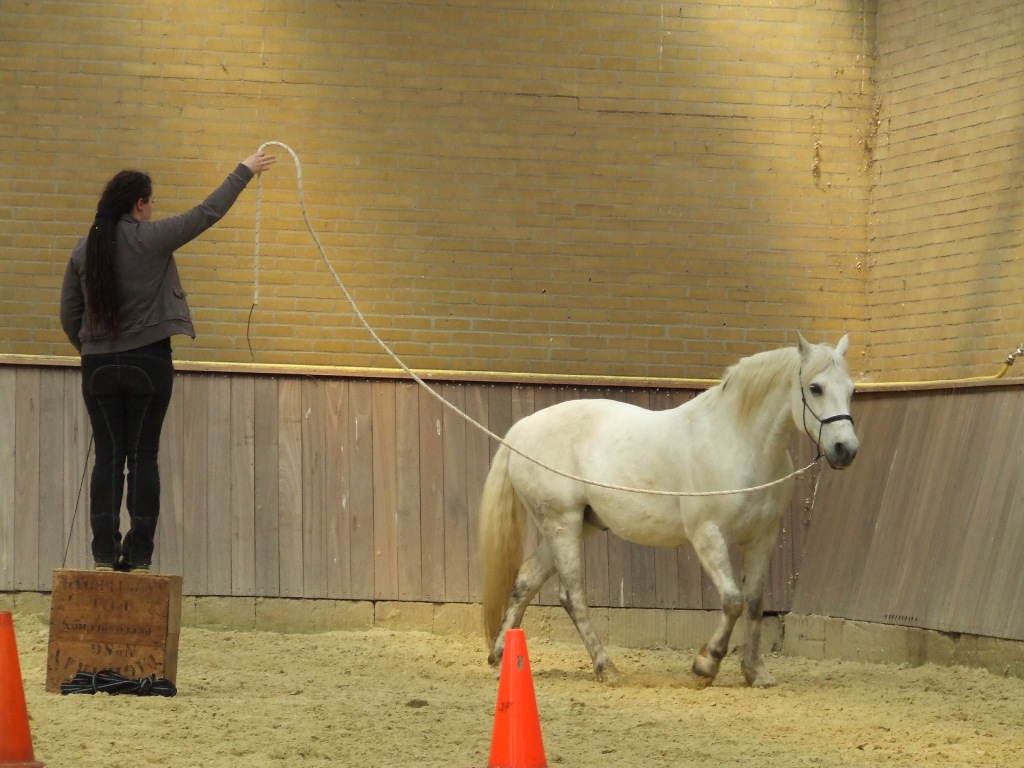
{"left": 797, "top": 331, "right": 811, "bottom": 357}
{"left": 836, "top": 334, "right": 850, "bottom": 357}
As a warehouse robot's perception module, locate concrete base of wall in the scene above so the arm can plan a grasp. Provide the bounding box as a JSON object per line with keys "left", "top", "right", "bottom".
{"left": 5, "top": 591, "right": 1021, "bottom": 679}
{"left": 783, "top": 613, "right": 1024, "bottom": 678}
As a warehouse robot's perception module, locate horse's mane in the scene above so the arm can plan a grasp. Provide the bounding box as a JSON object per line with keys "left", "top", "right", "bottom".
{"left": 713, "top": 346, "right": 801, "bottom": 425}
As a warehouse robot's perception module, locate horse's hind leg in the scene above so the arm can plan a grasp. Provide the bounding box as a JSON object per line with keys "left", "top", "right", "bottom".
{"left": 690, "top": 524, "right": 744, "bottom": 684}
{"left": 488, "top": 540, "right": 557, "bottom": 668}
{"left": 551, "top": 523, "right": 619, "bottom": 684}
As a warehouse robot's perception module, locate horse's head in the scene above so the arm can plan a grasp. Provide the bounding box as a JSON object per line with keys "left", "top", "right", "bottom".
{"left": 792, "top": 332, "right": 859, "bottom": 469}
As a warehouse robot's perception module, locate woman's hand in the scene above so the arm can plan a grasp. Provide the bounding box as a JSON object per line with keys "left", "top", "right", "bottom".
{"left": 242, "top": 150, "right": 277, "bottom": 175}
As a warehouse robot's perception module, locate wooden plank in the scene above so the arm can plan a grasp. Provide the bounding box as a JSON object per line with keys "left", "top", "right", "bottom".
{"left": 181, "top": 375, "right": 209, "bottom": 594}
{"left": 61, "top": 368, "right": 91, "bottom": 572}
{"left": 324, "top": 379, "right": 351, "bottom": 598}
{"left": 486, "top": 385, "right": 513, "bottom": 462}
{"left": 14, "top": 368, "right": 40, "bottom": 589}
{"left": 155, "top": 372, "right": 184, "bottom": 577}
{"left": 464, "top": 383, "right": 490, "bottom": 603}
{"left": 347, "top": 380, "right": 375, "bottom": 599}
{"left": 792, "top": 393, "right": 903, "bottom": 617}
{"left": 0, "top": 367, "right": 15, "bottom": 590}
{"left": 418, "top": 385, "right": 446, "bottom": 602}
{"left": 205, "top": 376, "right": 232, "bottom": 595}
{"left": 395, "top": 382, "right": 422, "bottom": 600}
{"left": 371, "top": 381, "right": 399, "bottom": 600}
{"left": 253, "top": 377, "right": 280, "bottom": 596}
{"left": 301, "top": 379, "right": 329, "bottom": 598}
{"left": 949, "top": 389, "right": 1024, "bottom": 638}
{"left": 277, "top": 379, "right": 304, "bottom": 598}
{"left": 229, "top": 377, "right": 256, "bottom": 596}
{"left": 441, "top": 383, "right": 469, "bottom": 602}
{"left": 38, "top": 371, "right": 65, "bottom": 583}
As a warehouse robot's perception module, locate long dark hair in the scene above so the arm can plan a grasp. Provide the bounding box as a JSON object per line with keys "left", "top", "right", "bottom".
{"left": 85, "top": 170, "right": 152, "bottom": 336}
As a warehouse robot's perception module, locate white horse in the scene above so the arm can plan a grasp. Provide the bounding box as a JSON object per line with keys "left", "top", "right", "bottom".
{"left": 479, "top": 333, "right": 858, "bottom": 687}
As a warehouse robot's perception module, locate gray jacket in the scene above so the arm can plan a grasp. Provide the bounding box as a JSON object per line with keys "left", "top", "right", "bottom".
{"left": 60, "top": 163, "right": 255, "bottom": 355}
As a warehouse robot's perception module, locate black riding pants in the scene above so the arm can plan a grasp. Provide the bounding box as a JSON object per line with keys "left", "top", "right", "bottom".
{"left": 81, "top": 339, "right": 174, "bottom": 569}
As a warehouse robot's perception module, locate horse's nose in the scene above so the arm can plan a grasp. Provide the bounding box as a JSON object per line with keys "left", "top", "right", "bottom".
{"left": 830, "top": 437, "right": 859, "bottom": 469}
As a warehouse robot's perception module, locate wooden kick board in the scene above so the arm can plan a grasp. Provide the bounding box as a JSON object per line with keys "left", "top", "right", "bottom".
{"left": 46, "top": 569, "right": 182, "bottom": 693}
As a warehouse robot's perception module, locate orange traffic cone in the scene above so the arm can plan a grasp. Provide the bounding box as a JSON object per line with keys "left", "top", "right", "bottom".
{"left": 0, "top": 612, "right": 45, "bottom": 767}
{"left": 487, "top": 628, "right": 546, "bottom": 768}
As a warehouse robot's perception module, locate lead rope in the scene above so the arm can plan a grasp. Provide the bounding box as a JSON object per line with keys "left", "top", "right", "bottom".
{"left": 249, "top": 141, "right": 820, "bottom": 497}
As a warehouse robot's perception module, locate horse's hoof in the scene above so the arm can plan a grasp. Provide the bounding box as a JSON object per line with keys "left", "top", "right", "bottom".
{"left": 743, "top": 666, "right": 776, "bottom": 688}
{"left": 691, "top": 647, "right": 721, "bottom": 681}
{"left": 487, "top": 651, "right": 501, "bottom": 668}
{"left": 596, "top": 662, "right": 622, "bottom": 685}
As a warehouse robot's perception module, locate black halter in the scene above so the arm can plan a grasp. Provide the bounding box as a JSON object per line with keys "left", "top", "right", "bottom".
{"left": 799, "top": 366, "right": 854, "bottom": 466}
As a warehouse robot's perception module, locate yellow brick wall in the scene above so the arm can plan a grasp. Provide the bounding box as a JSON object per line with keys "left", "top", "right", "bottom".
{"left": 1, "top": 0, "right": 875, "bottom": 379}
{"left": 867, "top": 0, "right": 1024, "bottom": 381}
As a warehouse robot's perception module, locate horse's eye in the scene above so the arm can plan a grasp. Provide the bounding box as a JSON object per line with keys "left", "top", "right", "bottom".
{"left": 809, "top": 383, "right": 823, "bottom": 396}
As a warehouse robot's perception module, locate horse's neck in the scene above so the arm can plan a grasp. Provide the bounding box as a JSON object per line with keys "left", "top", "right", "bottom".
{"left": 703, "top": 348, "right": 797, "bottom": 450}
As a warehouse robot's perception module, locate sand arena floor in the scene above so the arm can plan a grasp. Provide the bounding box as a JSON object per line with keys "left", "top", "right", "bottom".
{"left": 10, "top": 611, "right": 1024, "bottom": 767}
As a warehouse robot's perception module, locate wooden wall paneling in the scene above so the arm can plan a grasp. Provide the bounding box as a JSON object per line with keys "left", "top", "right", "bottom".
{"left": 277, "top": 378, "right": 304, "bottom": 598}
{"left": 792, "top": 393, "right": 903, "bottom": 617}
{"left": 777, "top": 437, "right": 820, "bottom": 605}
{"left": 301, "top": 379, "right": 329, "bottom": 598}
{"left": 464, "top": 383, "right": 490, "bottom": 603}
{"left": 417, "top": 384, "right": 446, "bottom": 602}
{"left": 253, "top": 377, "right": 281, "bottom": 596}
{"left": 948, "top": 390, "right": 1024, "bottom": 638}
{"left": 441, "top": 383, "right": 470, "bottom": 603}
{"left": 155, "top": 372, "right": 185, "bottom": 578}
{"left": 371, "top": 381, "right": 399, "bottom": 600}
{"left": 761, "top": 437, "right": 816, "bottom": 612}
{"left": 914, "top": 393, "right": 986, "bottom": 631}
{"left": 205, "top": 376, "right": 233, "bottom": 595}
{"left": 181, "top": 376, "right": 210, "bottom": 594}
{"left": 14, "top": 368, "right": 40, "bottom": 589}
{"left": 913, "top": 393, "right": 984, "bottom": 628}
{"left": 61, "top": 369, "right": 91, "bottom": 572}
{"left": 395, "top": 382, "right": 422, "bottom": 600}
{"left": 37, "top": 370, "right": 65, "bottom": 584}
{"left": 485, "top": 385, "right": 513, "bottom": 462}
{"left": 347, "top": 380, "right": 376, "bottom": 599}
{"left": 229, "top": 377, "right": 257, "bottom": 596}
{"left": 324, "top": 379, "right": 351, "bottom": 599}
{"left": 856, "top": 392, "right": 961, "bottom": 626}
{"left": 0, "top": 368, "right": 15, "bottom": 589}
{"left": 952, "top": 390, "right": 1024, "bottom": 640}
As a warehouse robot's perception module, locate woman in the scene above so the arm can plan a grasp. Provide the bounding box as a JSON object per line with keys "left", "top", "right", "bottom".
{"left": 60, "top": 149, "right": 276, "bottom": 572}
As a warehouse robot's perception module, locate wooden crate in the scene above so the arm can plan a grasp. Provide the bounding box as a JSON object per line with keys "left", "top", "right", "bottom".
{"left": 45, "top": 569, "right": 182, "bottom": 693}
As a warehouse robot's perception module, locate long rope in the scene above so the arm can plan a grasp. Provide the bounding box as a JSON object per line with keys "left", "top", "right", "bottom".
{"left": 250, "top": 141, "right": 823, "bottom": 498}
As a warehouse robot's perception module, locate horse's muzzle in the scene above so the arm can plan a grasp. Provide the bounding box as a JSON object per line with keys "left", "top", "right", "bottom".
{"left": 826, "top": 437, "right": 859, "bottom": 469}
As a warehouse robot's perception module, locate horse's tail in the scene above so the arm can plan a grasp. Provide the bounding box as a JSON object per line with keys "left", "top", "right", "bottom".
{"left": 478, "top": 442, "right": 526, "bottom": 648}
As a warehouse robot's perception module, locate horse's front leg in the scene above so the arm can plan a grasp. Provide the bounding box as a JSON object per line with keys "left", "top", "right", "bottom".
{"left": 738, "top": 532, "right": 777, "bottom": 688}
{"left": 690, "top": 523, "right": 744, "bottom": 684}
